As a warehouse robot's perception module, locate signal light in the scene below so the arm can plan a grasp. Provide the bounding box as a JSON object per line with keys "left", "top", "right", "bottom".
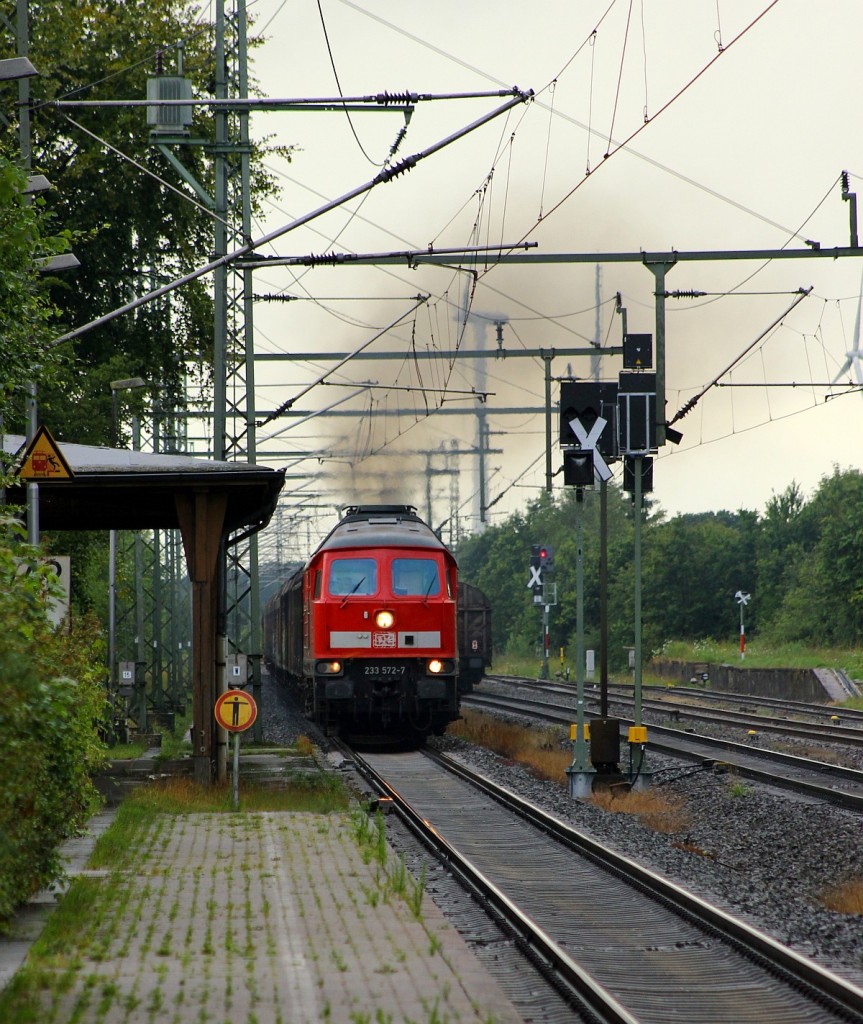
{"left": 563, "top": 449, "right": 595, "bottom": 486}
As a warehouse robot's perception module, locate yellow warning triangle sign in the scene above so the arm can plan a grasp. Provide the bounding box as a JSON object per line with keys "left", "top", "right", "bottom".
{"left": 16, "top": 425, "right": 75, "bottom": 481}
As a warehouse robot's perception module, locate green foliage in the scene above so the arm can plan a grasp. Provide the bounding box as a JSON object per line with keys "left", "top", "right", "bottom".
{"left": 0, "top": 514, "right": 108, "bottom": 928}
{"left": 0, "top": 0, "right": 287, "bottom": 446}
{"left": 2, "top": 1, "right": 213, "bottom": 443}
{"left": 0, "top": 155, "right": 70, "bottom": 423}
{"left": 457, "top": 468, "right": 863, "bottom": 670}
{"left": 768, "top": 469, "right": 863, "bottom": 644}
{"left": 659, "top": 639, "right": 863, "bottom": 680}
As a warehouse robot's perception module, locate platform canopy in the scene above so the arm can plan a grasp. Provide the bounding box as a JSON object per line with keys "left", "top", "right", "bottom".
{"left": 2, "top": 434, "right": 284, "bottom": 535}
{"left": 3, "top": 432, "right": 285, "bottom": 784}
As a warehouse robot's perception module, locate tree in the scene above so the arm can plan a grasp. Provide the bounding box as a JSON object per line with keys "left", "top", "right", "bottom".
{"left": 640, "top": 511, "right": 756, "bottom": 651}
{"left": 1, "top": 1, "right": 286, "bottom": 616}
{"left": 2, "top": 0, "right": 282, "bottom": 445}
{"left": 756, "top": 482, "right": 809, "bottom": 630}
{"left": 0, "top": 154, "right": 70, "bottom": 425}
{"left": 770, "top": 469, "right": 863, "bottom": 645}
{"left": 457, "top": 507, "right": 539, "bottom": 654}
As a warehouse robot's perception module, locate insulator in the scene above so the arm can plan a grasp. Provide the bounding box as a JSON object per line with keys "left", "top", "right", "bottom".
{"left": 675, "top": 397, "right": 698, "bottom": 420}
{"left": 388, "top": 127, "right": 408, "bottom": 159}
{"left": 375, "top": 155, "right": 418, "bottom": 183}
{"left": 842, "top": 170, "right": 850, "bottom": 194}
{"left": 375, "top": 91, "right": 418, "bottom": 106}
{"left": 304, "top": 251, "right": 345, "bottom": 267}
{"left": 667, "top": 290, "right": 706, "bottom": 299}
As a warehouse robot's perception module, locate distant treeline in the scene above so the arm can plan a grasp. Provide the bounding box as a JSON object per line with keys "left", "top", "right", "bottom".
{"left": 454, "top": 468, "right": 863, "bottom": 669}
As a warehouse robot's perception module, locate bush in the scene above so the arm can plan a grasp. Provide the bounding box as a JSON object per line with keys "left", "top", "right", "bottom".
{"left": 0, "top": 514, "right": 107, "bottom": 927}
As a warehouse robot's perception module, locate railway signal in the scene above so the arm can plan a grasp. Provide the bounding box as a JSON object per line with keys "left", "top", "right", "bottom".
{"left": 527, "top": 544, "right": 543, "bottom": 593}
{"left": 559, "top": 380, "right": 618, "bottom": 456}
{"left": 735, "top": 590, "right": 751, "bottom": 660}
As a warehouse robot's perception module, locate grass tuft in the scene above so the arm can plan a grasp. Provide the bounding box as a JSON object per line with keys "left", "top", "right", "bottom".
{"left": 128, "top": 774, "right": 350, "bottom": 815}
{"left": 294, "top": 734, "right": 316, "bottom": 757}
{"left": 589, "top": 787, "right": 691, "bottom": 833}
{"left": 820, "top": 880, "right": 863, "bottom": 915}
{"left": 449, "top": 709, "right": 692, "bottom": 834}
{"left": 107, "top": 741, "right": 151, "bottom": 760}
{"left": 447, "top": 710, "right": 570, "bottom": 782}
{"left": 90, "top": 775, "right": 350, "bottom": 872}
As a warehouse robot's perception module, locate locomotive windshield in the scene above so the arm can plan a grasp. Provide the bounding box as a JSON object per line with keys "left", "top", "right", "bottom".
{"left": 328, "top": 557, "right": 377, "bottom": 596}
{"left": 391, "top": 558, "right": 440, "bottom": 596}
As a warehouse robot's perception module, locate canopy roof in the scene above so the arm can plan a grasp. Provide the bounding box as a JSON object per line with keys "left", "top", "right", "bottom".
{"left": 2, "top": 435, "right": 285, "bottom": 535}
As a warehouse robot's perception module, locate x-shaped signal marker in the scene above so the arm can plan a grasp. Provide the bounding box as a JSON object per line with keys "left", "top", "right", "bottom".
{"left": 527, "top": 565, "right": 542, "bottom": 589}
{"left": 568, "top": 416, "right": 613, "bottom": 482}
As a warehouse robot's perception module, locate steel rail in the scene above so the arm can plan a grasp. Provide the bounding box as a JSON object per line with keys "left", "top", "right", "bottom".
{"left": 349, "top": 747, "right": 639, "bottom": 1024}
{"left": 488, "top": 674, "right": 863, "bottom": 732}
{"left": 629, "top": 681, "right": 863, "bottom": 722}
{"left": 421, "top": 748, "right": 863, "bottom": 1023}
{"left": 462, "top": 691, "right": 863, "bottom": 811}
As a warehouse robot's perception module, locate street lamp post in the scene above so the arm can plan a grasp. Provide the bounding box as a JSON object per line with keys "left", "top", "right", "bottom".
{"left": 110, "top": 376, "right": 146, "bottom": 445}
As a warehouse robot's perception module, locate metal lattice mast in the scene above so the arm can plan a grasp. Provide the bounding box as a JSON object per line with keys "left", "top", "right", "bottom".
{"left": 214, "top": 0, "right": 262, "bottom": 722}
{"left": 113, "top": 401, "right": 193, "bottom": 731}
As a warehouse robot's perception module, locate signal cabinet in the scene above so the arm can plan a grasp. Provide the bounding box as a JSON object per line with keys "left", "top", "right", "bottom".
{"left": 623, "top": 332, "right": 653, "bottom": 369}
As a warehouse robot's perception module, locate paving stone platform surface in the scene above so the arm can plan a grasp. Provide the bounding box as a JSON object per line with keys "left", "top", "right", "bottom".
{"left": 0, "top": 802, "right": 524, "bottom": 1024}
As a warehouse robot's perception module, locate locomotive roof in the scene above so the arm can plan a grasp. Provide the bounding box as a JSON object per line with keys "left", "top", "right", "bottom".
{"left": 318, "top": 507, "right": 448, "bottom": 553}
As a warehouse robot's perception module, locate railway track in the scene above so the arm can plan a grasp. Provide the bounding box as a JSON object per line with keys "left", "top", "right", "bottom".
{"left": 353, "top": 746, "right": 863, "bottom": 1024}
{"left": 487, "top": 675, "right": 863, "bottom": 746}
{"left": 619, "top": 681, "right": 863, "bottom": 724}
{"left": 463, "top": 689, "right": 863, "bottom": 812}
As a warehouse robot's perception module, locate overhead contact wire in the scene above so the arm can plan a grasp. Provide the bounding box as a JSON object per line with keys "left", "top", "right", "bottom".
{"left": 606, "top": 0, "right": 634, "bottom": 155}
{"left": 316, "top": 0, "right": 381, "bottom": 166}
{"left": 497, "top": 0, "right": 783, "bottom": 259}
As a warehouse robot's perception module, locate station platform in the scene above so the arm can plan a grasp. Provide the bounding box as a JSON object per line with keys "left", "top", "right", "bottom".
{"left": 0, "top": 754, "right": 525, "bottom": 1024}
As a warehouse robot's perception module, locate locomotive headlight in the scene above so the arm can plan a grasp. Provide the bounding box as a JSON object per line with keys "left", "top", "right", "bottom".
{"left": 375, "top": 610, "right": 395, "bottom": 629}
{"left": 427, "top": 659, "right": 454, "bottom": 675}
{"left": 315, "top": 660, "right": 343, "bottom": 675}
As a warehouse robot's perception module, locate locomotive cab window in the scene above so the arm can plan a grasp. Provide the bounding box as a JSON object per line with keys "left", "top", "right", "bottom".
{"left": 391, "top": 558, "right": 440, "bottom": 597}
{"left": 328, "top": 557, "right": 377, "bottom": 596}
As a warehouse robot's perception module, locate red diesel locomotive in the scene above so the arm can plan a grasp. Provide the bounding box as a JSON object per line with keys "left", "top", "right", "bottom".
{"left": 263, "top": 505, "right": 461, "bottom": 742}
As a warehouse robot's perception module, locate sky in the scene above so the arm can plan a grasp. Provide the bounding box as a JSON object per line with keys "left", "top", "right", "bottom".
{"left": 225, "top": 0, "right": 863, "bottom": 551}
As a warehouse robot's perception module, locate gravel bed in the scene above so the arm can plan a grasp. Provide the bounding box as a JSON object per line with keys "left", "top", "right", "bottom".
{"left": 260, "top": 672, "right": 863, "bottom": 990}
